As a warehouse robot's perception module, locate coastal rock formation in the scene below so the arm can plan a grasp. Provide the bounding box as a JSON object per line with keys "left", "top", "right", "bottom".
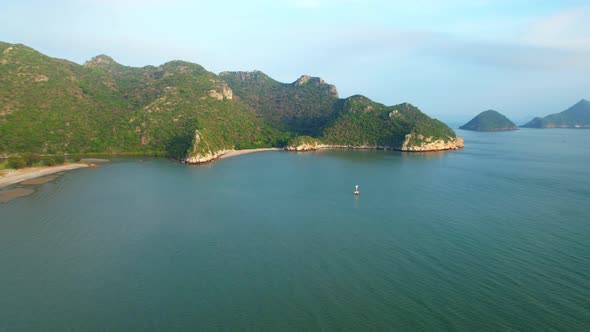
{"left": 399, "top": 134, "right": 464, "bottom": 151}
{"left": 285, "top": 134, "right": 464, "bottom": 153}
{"left": 183, "top": 149, "right": 234, "bottom": 164}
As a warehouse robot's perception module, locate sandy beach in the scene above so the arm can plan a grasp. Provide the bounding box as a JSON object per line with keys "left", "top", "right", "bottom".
{"left": 0, "top": 163, "right": 89, "bottom": 189}
{"left": 218, "top": 148, "right": 282, "bottom": 160}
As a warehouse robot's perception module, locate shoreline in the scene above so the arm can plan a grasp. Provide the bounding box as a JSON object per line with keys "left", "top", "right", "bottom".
{"left": 0, "top": 163, "right": 89, "bottom": 189}
{"left": 219, "top": 148, "right": 283, "bottom": 160}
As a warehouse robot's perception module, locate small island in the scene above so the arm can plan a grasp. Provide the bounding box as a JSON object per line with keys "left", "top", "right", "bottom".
{"left": 460, "top": 110, "right": 518, "bottom": 131}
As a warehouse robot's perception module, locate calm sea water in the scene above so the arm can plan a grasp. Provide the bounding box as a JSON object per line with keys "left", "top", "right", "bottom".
{"left": 1, "top": 129, "right": 589, "bottom": 331}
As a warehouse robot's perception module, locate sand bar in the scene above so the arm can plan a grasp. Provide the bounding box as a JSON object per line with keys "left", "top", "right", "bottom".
{"left": 0, "top": 164, "right": 88, "bottom": 189}
{"left": 0, "top": 188, "right": 35, "bottom": 203}
{"left": 80, "top": 158, "right": 110, "bottom": 163}
{"left": 218, "top": 148, "right": 282, "bottom": 160}
{"left": 20, "top": 177, "right": 55, "bottom": 185}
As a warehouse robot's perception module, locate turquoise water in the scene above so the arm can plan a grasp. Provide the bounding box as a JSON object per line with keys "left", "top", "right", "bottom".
{"left": 1, "top": 128, "right": 589, "bottom": 330}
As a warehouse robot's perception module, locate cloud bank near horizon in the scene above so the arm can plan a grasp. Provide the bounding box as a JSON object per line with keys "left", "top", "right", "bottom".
{"left": 1, "top": 0, "right": 588, "bottom": 121}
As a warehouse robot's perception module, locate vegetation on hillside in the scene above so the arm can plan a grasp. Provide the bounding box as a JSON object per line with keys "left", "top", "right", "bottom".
{"left": 287, "top": 135, "right": 322, "bottom": 147}
{"left": 0, "top": 43, "right": 280, "bottom": 159}
{"left": 220, "top": 71, "right": 340, "bottom": 136}
{"left": 522, "top": 99, "right": 590, "bottom": 128}
{"left": 460, "top": 110, "right": 518, "bottom": 131}
{"left": 323, "top": 96, "right": 455, "bottom": 147}
{"left": 0, "top": 41, "right": 461, "bottom": 163}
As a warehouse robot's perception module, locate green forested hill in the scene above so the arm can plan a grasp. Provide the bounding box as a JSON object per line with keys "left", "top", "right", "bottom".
{"left": 0, "top": 43, "right": 276, "bottom": 158}
{"left": 0, "top": 42, "right": 461, "bottom": 162}
{"left": 522, "top": 99, "right": 590, "bottom": 128}
{"left": 460, "top": 110, "right": 518, "bottom": 131}
{"left": 219, "top": 71, "right": 340, "bottom": 136}
{"left": 322, "top": 96, "right": 456, "bottom": 147}
{"left": 222, "top": 71, "right": 458, "bottom": 148}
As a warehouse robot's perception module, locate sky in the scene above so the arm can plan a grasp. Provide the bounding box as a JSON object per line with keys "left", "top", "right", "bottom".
{"left": 2, "top": 0, "right": 589, "bottom": 123}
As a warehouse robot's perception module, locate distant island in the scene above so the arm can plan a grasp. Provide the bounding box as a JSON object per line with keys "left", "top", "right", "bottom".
{"left": 522, "top": 99, "right": 590, "bottom": 128}
{"left": 0, "top": 42, "right": 463, "bottom": 164}
{"left": 460, "top": 110, "right": 518, "bottom": 131}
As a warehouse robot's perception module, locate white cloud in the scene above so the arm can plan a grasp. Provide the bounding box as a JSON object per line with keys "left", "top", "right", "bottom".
{"left": 524, "top": 5, "right": 590, "bottom": 52}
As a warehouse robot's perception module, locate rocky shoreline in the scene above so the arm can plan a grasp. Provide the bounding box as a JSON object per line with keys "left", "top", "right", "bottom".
{"left": 286, "top": 135, "right": 465, "bottom": 153}
{"left": 182, "top": 148, "right": 282, "bottom": 164}
{"left": 182, "top": 135, "right": 464, "bottom": 164}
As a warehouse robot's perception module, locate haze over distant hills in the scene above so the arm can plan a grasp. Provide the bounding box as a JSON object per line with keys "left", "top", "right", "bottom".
{"left": 522, "top": 100, "right": 590, "bottom": 128}
{"left": 0, "top": 42, "right": 463, "bottom": 163}
{"left": 460, "top": 110, "right": 518, "bottom": 131}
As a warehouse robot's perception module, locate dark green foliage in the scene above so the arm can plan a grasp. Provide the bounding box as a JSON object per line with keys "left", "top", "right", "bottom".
{"left": 69, "top": 155, "right": 82, "bottom": 162}
{"left": 21, "top": 153, "right": 41, "bottom": 166}
{"left": 223, "top": 72, "right": 458, "bottom": 149}
{"left": 522, "top": 99, "right": 590, "bottom": 128}
{"left": 460, "top": 110, "right": 518, "bottom": 131}
{"left": 323, "top": 97, "right": 455, "bottom": 147}
{"left": 220, "top": 72, "right": 340, "bottom": 136}
{"left": 7, "top": 156, "right": 26, "bottom": 169}
{"left": 54, "top": 155, "right": 65, "bottom": 164}
{"left": 42, "top": 157, "right": 57, "bottom": 166}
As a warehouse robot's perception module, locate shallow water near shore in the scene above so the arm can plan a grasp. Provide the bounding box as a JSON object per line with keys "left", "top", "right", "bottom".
{"left": 1, "top": 128, "right": 589, "bottom": 330}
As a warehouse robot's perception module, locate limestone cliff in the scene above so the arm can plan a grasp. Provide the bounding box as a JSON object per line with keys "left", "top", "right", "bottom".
{"left": 286, "top": 134, "right": 464, "bottom": 153}
{"left": 399, "top": 134, "right": 464, "bottom": 151}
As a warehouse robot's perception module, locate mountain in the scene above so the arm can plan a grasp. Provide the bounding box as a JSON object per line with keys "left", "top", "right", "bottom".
{"left": 222, "top": 73, "right": 462, "bottom": 152}
{"left": 460, "top": 110, "right": 518, "bottom": 131}
{"left": 219, "top": 71, "right": 339, "bottom": 136}
{"left": 522, "top": 99, "right": 590, "bottom": 128}
{"left": 321, "top": 96, "right": 461, "bottom": 151}
{"left": 0, "top": 42, "right": 280, "bottom": 160}
{"left": 0, "top": 41, "right": 463, "bottom": 163}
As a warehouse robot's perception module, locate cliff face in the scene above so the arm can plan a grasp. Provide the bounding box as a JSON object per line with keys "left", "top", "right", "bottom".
{"left": 399, "top": 134, "right": 464, "bottom": 151}
{"left": 285, "top": 134, "right": 464, "bottom": 152}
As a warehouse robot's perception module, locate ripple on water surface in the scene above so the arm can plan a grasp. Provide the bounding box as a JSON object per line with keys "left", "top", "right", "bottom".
{"left": 1, "top": 131, "right": 590, "bottom": 330}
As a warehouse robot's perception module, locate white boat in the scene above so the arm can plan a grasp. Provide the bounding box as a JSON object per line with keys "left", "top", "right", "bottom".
{"left": 354, "top": 185, "right": 360, "bottom": 195}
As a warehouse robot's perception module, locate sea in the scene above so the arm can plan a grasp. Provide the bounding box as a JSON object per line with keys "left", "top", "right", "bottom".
{"left": 1, "top": 128, "right": 589, "bottom": 330}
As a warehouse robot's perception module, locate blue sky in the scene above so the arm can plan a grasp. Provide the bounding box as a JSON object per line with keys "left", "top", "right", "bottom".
{"left": 2, "top": 0, "right": 589, "bottom": 123}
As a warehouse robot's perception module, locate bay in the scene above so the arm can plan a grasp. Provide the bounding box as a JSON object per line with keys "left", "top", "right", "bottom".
{"left": 1, "top": 128, "right": 589, "bottom": 330}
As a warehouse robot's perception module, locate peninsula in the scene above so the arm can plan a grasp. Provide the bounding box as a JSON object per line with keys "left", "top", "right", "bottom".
{"left": 0, "top": 42, "right": 463, "bottom": 164}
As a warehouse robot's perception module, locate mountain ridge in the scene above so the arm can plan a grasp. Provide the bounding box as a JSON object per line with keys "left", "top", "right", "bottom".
{"left": 0, "top": 41, "right": 463, "bottom": 163}
{"left": 522, "top": 99, "right": 590, "bottom": 128}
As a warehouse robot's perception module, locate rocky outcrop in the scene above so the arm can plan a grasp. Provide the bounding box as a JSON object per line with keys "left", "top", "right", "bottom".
{"left": 206, "top": 80, "right": 233, "bottom": 101}
{"left": 293, "top": 75, "right": 338, "bottom": 98}
{"left": 207, "top": 86, "right": 233, "bottom": 100}
{"left": 285, "top": 134, "right": 465, "bottom": 152}
{"left": 183, "top": 149, "right": 234, "bottom": 164}
{"left": 286, "top": 135, "right": 464, "bottom": 152}
{"left": 182, "top": 129, "right": 232, "bottom": 164}
{"left": 399, "top": 134, "right": 464, "bottom": 151}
